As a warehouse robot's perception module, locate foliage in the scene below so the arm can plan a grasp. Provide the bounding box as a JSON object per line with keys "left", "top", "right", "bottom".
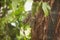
{"left": 32, "top": 1, "right": 51, "bottom": 17}
{"left": 0, "top": 0, "right": 31, "bottom": 40}
{"left": 42, "top": 2, "right": 51, "bottom": 17}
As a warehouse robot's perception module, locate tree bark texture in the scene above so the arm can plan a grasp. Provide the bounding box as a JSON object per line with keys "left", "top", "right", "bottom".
{"left": 31, "top": 0, "right": 60, "bottom": 40}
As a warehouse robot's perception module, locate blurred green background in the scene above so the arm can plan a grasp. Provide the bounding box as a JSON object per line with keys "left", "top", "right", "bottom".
{"left": 0, "top": 0, "right": 33, "bottom": 40}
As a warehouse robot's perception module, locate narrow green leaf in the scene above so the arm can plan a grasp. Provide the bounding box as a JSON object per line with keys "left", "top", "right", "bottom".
{"left": 42, "top": 2, "right": 51, "bottom": 17}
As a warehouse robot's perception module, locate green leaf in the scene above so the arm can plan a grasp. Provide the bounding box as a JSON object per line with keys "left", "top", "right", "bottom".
{"left": 42, "top": 2, "right": 51, "bottom": 17}
{"left": 32, "top": 2, "right": 39, "bottom": 16}
{"left": 36, "top": 1, "right": 42, "bottom": 12}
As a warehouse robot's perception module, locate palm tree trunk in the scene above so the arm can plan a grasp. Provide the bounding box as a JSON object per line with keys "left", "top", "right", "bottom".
{"left": 31, "top": 0, "right": 60, "bottom": 40}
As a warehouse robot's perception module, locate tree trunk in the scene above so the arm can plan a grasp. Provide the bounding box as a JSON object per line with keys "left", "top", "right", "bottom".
{"left": 31, "top": 0, "right": 60, "bottom": 40}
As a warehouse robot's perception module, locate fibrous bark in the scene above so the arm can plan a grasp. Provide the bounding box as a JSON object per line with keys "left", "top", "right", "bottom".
{"left": 31, "top": 0, "right": 60, "bottom": 40}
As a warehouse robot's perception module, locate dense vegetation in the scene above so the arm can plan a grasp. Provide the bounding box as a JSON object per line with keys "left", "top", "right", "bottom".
{"left": 0, "top": 0, "right": 31, "bottom": 40}
{"left": 0, "top": 0, "right": 51, "bottom": 40}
